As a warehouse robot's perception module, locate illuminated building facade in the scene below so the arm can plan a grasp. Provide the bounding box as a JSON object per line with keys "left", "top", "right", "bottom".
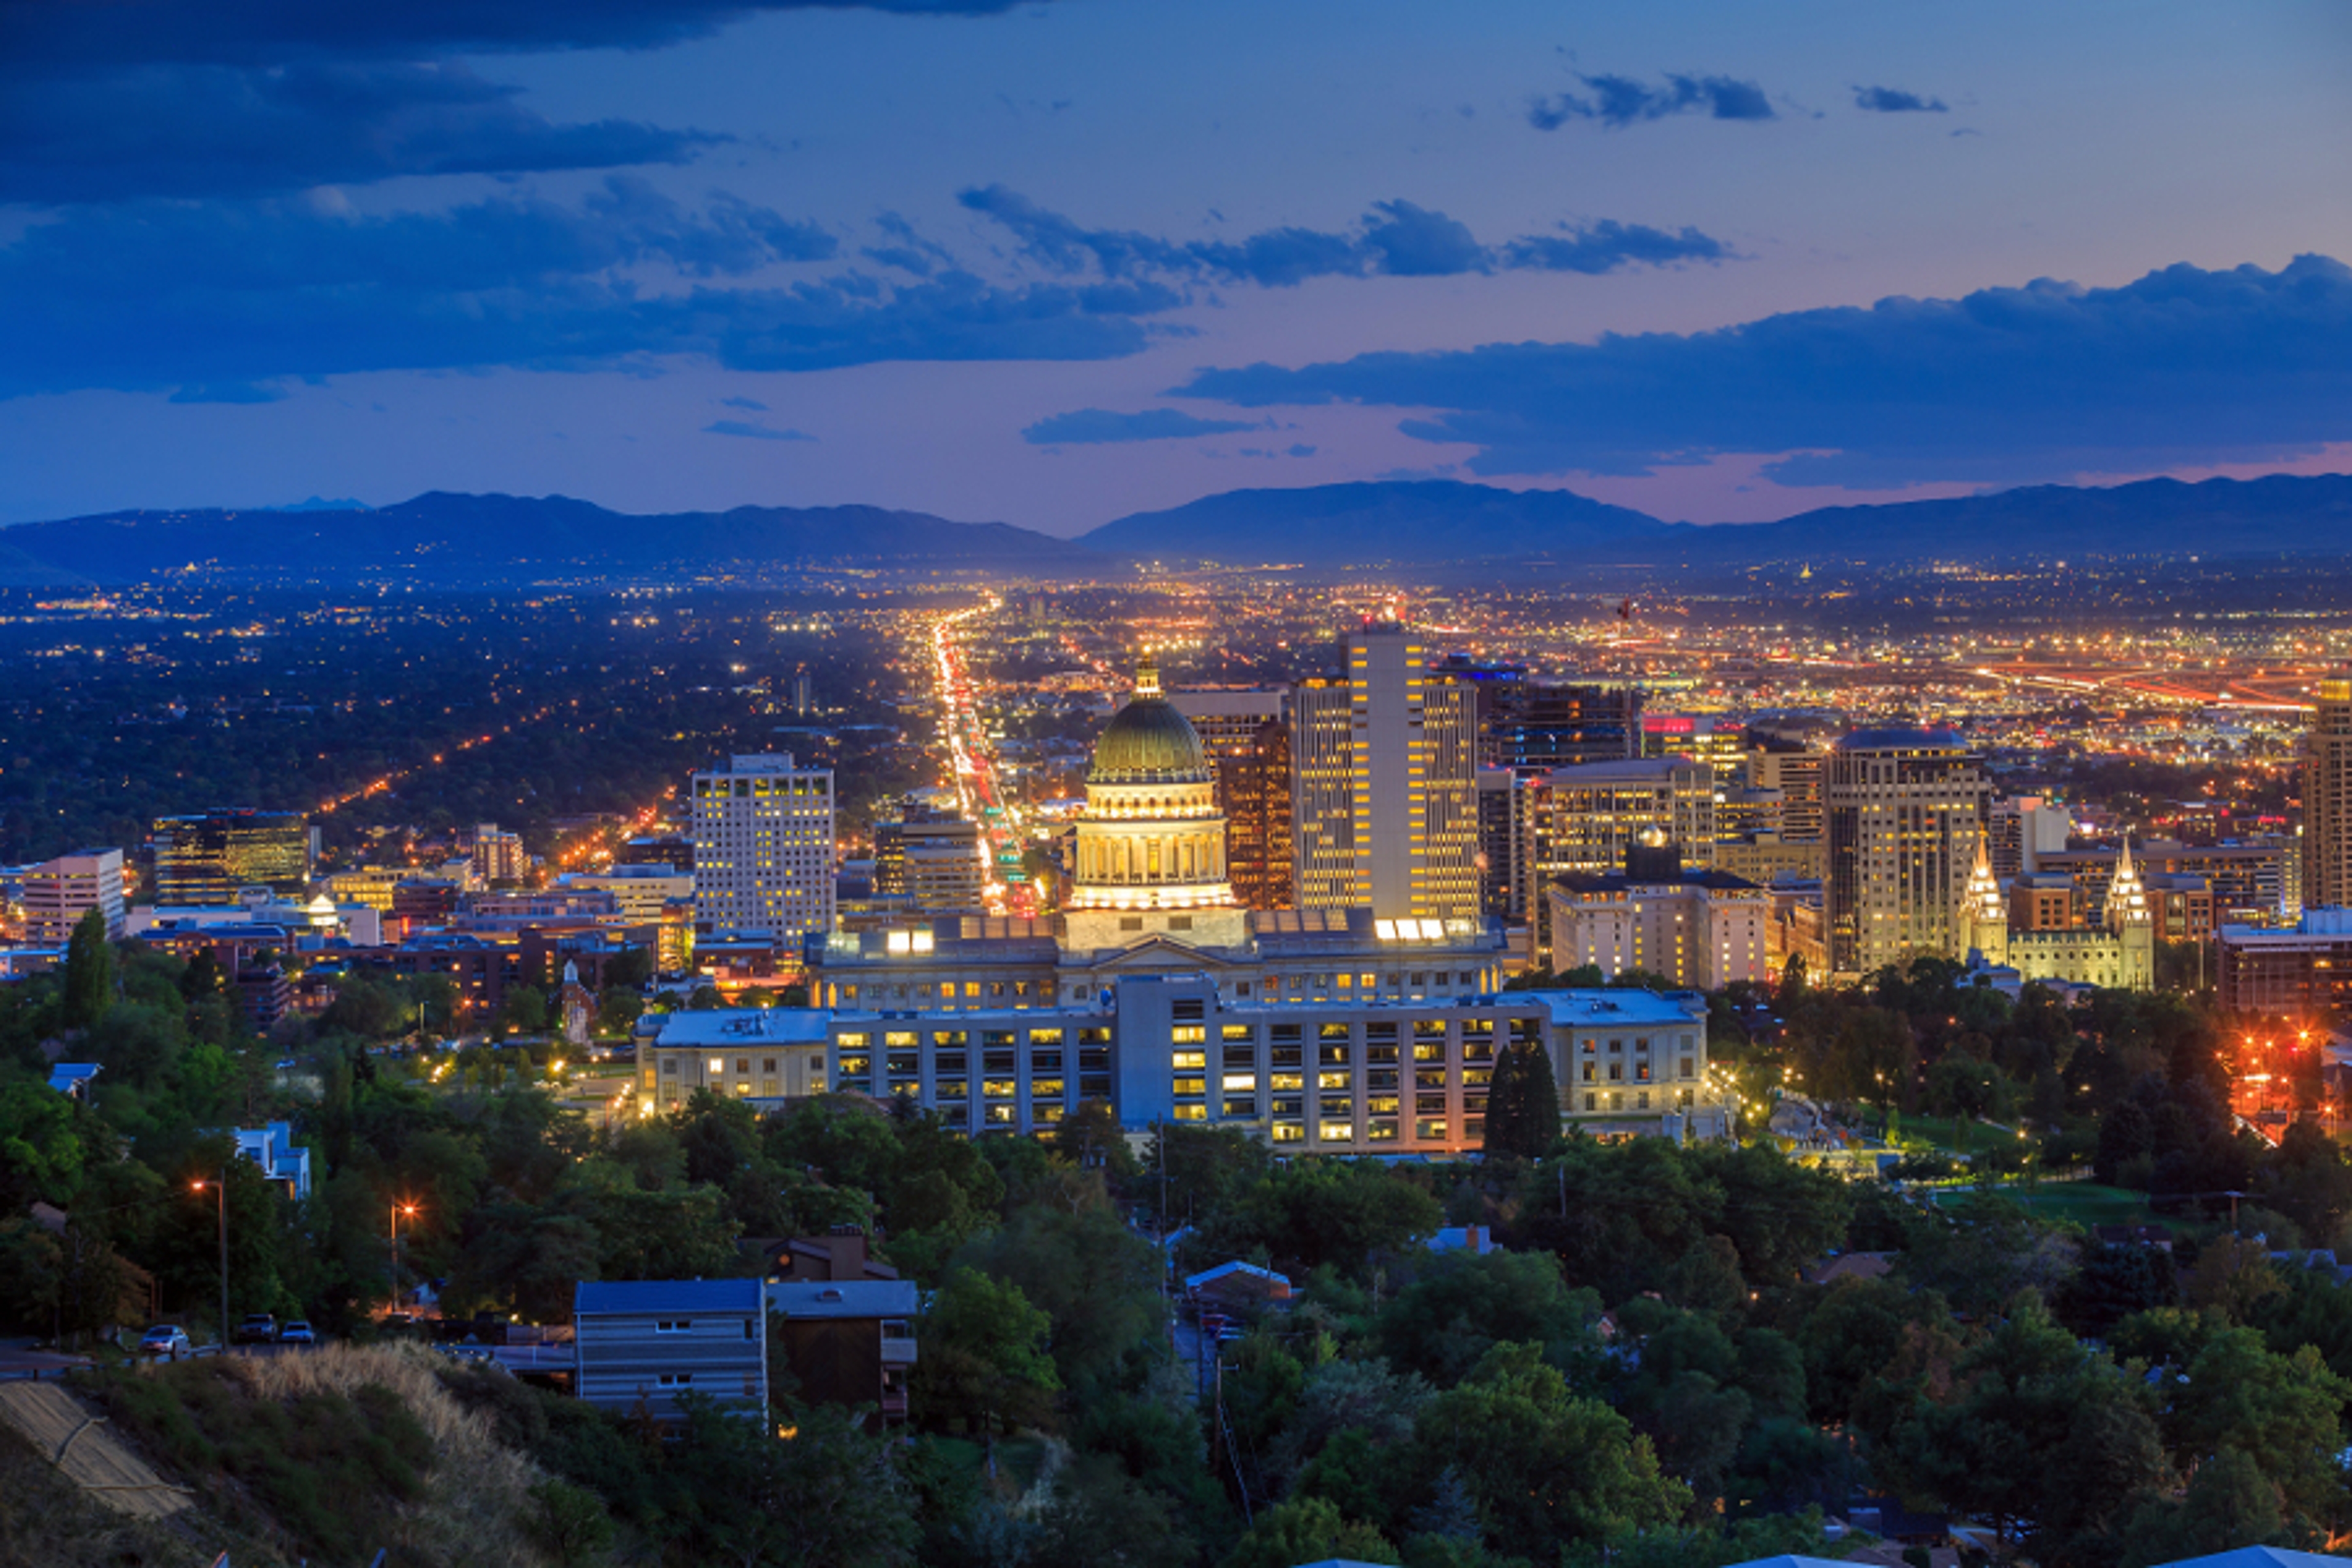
{"left": 1957, "top": 835, "right": 2154, "bottom": 992}
{"left": 872, "top": 816, "right": 986, "bottom": 913}
{"left": 24, "top": 848, "right": 126, "bottom": 944}
{"left": 1547, "top": 839, "right": 1772, "bottom": 989}
{"left": 2306, "top": 678, "right": 2352, "bottom": 912}
{"left": 1518, "top": 757, "right": 1716, "bottom": 960}
{"left": 1825, "top": 728, "right": 1989, "bottom": 977}
{"left": 1292, "top": 628, "right": 1479, "bottom": 922}
{"left": 690, "top": 753, "right": 836, "bottom": 941}
{"left": 153, "top": 809, "right": 311, "bottom": 904}
{"left": 1170, "top": 690, "right": 1295, "bottom": 911}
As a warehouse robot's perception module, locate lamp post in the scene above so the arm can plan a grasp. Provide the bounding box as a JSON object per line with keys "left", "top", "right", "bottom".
{"left": 192, "top": 1172, "right": 227, "bottom": 1352}
{"left": 390, "top": 1200, "right": 419, "bottom": 1314}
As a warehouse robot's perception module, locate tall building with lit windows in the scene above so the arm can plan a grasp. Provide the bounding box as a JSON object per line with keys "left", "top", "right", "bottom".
{"left": 152, "top": 809, "right": 311, "bottom": 904}
{"left": 690, "top": 754, "right": 835, "bottom": 940}
{"left": 1292, "top": 627, "right": 1479, "bottom": 922}
{"left": 2304, "top": 678, "right": 2352, "bottom": 912}
{"left": 1825, "top": 728, "right": 1989, "bottom": 977}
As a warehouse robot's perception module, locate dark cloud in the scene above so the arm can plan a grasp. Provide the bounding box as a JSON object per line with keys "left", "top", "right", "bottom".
{"left": 1529, "top": 72, "right": 1775, "bottom": 130}
{"left": 1022, "top": 408, "right": 1261, "bottom": 445}
{"left": 704, "top": 419, "right": 814, "bottom": 440}
{"left": 1172, "top": 256, "right": 2352, "bottom": 488}
{"left": 962, "top": 187, "right": 1730, "bottom": 288}
{"left": 0, "top": 61, "right": 715, "bottom": 204}
{"left": 720, "top": 396, "right": 769, "bottom": 410}
{"left": 1286, "top": 443, "right": 1316, "bottom": 458}
{"left": 0, "top": 181, "right": 1176, "bottom": 398}
{"left": 0, "top": 1, "right": 1046, "bottom": 72}
{"left": 1854, "top": 85, "right": 1948, "bottom": 113}
{"left": 0, "top": 0, "right": 1045, "bottom": 203}
{"left": 1501, "top": 221, "right": 1730, "bottom": 274}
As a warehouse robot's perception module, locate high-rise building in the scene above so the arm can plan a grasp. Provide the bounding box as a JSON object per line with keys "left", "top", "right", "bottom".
{"left": 873, "top": 816, "right": 986, "bottom": 913}
{"left": 472, "top": 824, "right": 529, "bottom": 886}
{"left": 1987, "top": 795, "right": 2074, "bottom": 878}
{"left": 1170, "top": 689, "right": 1295, "bottom": 911}
{"left": 1747, "top": 741, "right": 1828, "bottom": 843}
{"left": 1825, "top": 728, "right": 1989, "bottom": 976}
{"left": 1640, "top": 714, "right": 1745, "bottom": 777}
{"left": 152, "top": 809, "right": 311, "bottom": 904}
{"left": 1471, "top": 672, "right": 1642, "bottom": 772}
{"left": 1292, "top": 628, "right": 1479, "bottom": 922}
{"left": 690, "top": 754, "right": 836, "bottom": 940}
{"left": 2304, "top": 679, "right": 2352, "bottom": 911}
{"left": 26, "top": 848, "right": 126, "bottom": 944}
{"left": 1517, "top": 757, "right": 1716, "bottom": 962}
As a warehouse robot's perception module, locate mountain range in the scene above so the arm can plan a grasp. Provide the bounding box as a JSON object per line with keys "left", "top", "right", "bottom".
{"left": 4, "top": 472, "right": 2350, "bottom": 586}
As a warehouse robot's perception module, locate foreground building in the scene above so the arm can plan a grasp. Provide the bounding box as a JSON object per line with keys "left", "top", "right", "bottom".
{"left": 573, "top": 1278, "right": 767, "bottom": 1425}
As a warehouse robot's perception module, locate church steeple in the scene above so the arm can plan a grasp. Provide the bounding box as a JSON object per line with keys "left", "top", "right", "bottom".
{"left": 2105, "top": 835, "right": 2150, "bottom": 927}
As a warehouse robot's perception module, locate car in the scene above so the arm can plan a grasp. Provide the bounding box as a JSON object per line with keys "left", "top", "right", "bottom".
{"left": 234, "top": 1313, "right": 277, "bottom": 1345}
{"left": 277, "top": 1321, "right": 317, "bottom": 1346}
{"left": 139, "top": 1325, "right": 192, "bottom": 1357}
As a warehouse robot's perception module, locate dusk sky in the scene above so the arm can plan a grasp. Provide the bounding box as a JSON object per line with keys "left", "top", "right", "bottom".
{"left": 4, "top": 0, "right": 2350, "bottom": 533}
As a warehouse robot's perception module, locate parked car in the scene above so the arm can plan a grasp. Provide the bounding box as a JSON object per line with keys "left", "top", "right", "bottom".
{"left": 139, "top": 1325, "right": 191, "bottom": 1357}
{"left": 234, "top": 1313, "right": 277, "bottom": 1344}
{"left": 277, "top": 1321, "right": 317, "bottom": 1346}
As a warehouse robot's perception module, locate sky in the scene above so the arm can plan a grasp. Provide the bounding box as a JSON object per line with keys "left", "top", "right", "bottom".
{"left": 2, "top": 0, "right": 2349, "bottom": 535}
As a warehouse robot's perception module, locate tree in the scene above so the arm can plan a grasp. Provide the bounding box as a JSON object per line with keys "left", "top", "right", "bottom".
{"left": 524, "top": 1478, "right": 614, "bottom": 1568}
{"left": 500, "top": 986, "right": 549, "bottom": 1037}
{"left": 915, "top": 1267, "right": 1061, "bottom": 1433}
{"left": 670, "top": 1396, "right": 919, "bottom": 1568}
{"left": 61, "top": 909, "right": 115, "bottom": 1029}
{"left": 1219, "top": 1497, "right": 1397, "bottom": 1568}
{"left": 1410, "top": 1343, "right": 1689, "bottom": 1559}
{"left": 1374, "top": 1250, "right": 1600, "bottom": 1386}
{"left": 1481, "top": 1043, "right": 1559, "bottom": 1161}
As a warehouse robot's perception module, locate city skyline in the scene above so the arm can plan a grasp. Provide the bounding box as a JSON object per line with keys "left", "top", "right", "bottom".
{"left": 2, "top": 1, "right": 2349, "bottom": 532}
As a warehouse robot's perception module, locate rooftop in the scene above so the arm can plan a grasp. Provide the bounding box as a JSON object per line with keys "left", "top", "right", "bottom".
{"left": 574, "top": 1278, "right": 764, "bottom": 1316}
{"left": 1506, "top": 989, "right": 1709, "bottom": 1027}
{"left": 655, "top": 1008, "right": 831, "bottom": 1047}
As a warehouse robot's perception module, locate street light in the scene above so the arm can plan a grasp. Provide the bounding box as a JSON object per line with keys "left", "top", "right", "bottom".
{"left": 390, "top": 1201, "right": 420, "bottom": 1314}
{"left": 191, "top": 1172, "right": 227, "bottom": 1352}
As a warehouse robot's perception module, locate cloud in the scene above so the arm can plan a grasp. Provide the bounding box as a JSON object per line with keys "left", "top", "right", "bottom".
{"left": 1501, "top": 220, "right": 1730, "bottom": 274}
{"left": 704, "top": 419, "right": 814, "bottom": 440}
{"left": 0, "top": 1, "right": 1050, "bottom": 203}
{"left": 1529, "top": 72, "right": 1775, "bottom": 130}
{"left": 1171, "top": 256, "right": 2352, "bottom": 489}
{"left": 1022, "top": 408, "right": 1261, "bottom": 445}
{"left": 0, "top": 61, "right": 718, "bottom": 204}
{"left": 1286, "top": 443, "right": 1316, "bottom": 458}
{"left": 1854, "top": 85, "right": 1948, "bottom": 113}
{"left": 0, "top": 180, "right": 1180, "bottom": 398}
{"left": 962, "top": 187, "right": 1730, "bottom": 288}
{"left": 720, "top": 396, "right": 769, "bottom": 410}
{"left": 168, "top": 382, "right": 289, "bottom": 404}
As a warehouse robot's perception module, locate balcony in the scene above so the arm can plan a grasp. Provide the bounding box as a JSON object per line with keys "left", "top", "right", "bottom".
{"left": 881, "top": 1321, "right": 918, "bottom": 1365}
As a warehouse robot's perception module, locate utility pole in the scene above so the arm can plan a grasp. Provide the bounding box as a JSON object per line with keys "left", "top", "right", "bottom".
{"left": 390, "top": 1201, "right": 418, "bottom": 1314}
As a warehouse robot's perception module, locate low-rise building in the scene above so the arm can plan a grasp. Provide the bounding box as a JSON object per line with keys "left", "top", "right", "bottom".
{"left": 2218, "top": 907, "right": 2352, "bottom": 1019}
{"left": 766, "top": 1276, "right": 918, "bottom": 1425}
{"left": 573, "top": 1278, "right": 767, "bottom": 1425}
{"left": 825, "top": 973, "right": 1723, "bottom": 1152}
{"left": 1547, "top": 859, "right": 1771, "bottom": 989}
{"left": 638, "top": 1007, "right": 831, "bottom": 1112}
{"left": 232, "top": 1121, "right": 312, "bottom": 1200}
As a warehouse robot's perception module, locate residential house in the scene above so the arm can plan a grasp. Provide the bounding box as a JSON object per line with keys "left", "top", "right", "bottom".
{"left": 573, "top": 1278, "right": 768, "bottom": 1425}
{"left": 232, "top": 1121, "right": 312, "bottom": 1200}
{"left": 766, "top": 1276, "right": 918, "bottom": 1426}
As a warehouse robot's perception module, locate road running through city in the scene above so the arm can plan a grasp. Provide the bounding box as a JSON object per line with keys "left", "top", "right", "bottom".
{"left": 929, "top": 598, "right": 1038, "bottom": 918}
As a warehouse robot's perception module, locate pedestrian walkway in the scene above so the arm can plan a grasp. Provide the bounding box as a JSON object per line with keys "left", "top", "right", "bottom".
{"left": 0, "top": 1379, "right": 191, "bottom": 1520}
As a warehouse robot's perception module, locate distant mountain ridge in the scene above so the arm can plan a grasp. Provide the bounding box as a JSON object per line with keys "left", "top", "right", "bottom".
{"left": 1079, "top": 472, "right": 2352, "bottom": 566}
{"left": 7, "top": 471, "right": 2351, "bottom": 585}
{"left": 0, "top": 492, "right": 1082, "bottom": 585}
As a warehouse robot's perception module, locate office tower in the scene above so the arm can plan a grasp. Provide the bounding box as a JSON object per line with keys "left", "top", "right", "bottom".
{"left": 873, "top": 815, "right": 986, "bottom": 912}
{"left": 26, "top": 848, "right": 126, "bottom": 944}
{"left": 152, "top": 809, "right": 311, "bottom": 904}
{"left": 617, "top": 833, "right": 696, "bottom": 872}
{"left": 1640, "top": 714, "right": 1746, "bottom": 776}
{"left": 791, "top": 667, "right": 813, "bottom": 717}
{"left": 1825, "top": 728, "right": 1989, "bottom": 976}
{"left": 1519, "top": 758, "right": 1716, "bottom": 962}
{"left": 1476, "top": 767, "right": 1528, "bottom": 919}
{"left": 690, "top": 754, "right": 836, "bottom": 939}
{"left": 2305, "top": 679, "right": 2352, "bottom": 910}
{"left": 1988, "top": 795, "right": 2074, "bottom": 878}
{"left": 1461, "top": 668, "right": 1642, "bottom": 772}
{"left": 1746, "top": 720, "right": 1837, "bottom": 841}
{"left": 472, "top": 824, "right": 528, "bottom": 886}
{"left": 1292, "top": 628, "right": 1479, "bottom": 922}
{"left": 1171, "top": 690, "right": 1295, "bottom": 911}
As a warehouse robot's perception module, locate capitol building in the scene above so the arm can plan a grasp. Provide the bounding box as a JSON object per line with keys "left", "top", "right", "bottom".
{"left": 809, "top": 656, "right": 1504, "bottom": 1014}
